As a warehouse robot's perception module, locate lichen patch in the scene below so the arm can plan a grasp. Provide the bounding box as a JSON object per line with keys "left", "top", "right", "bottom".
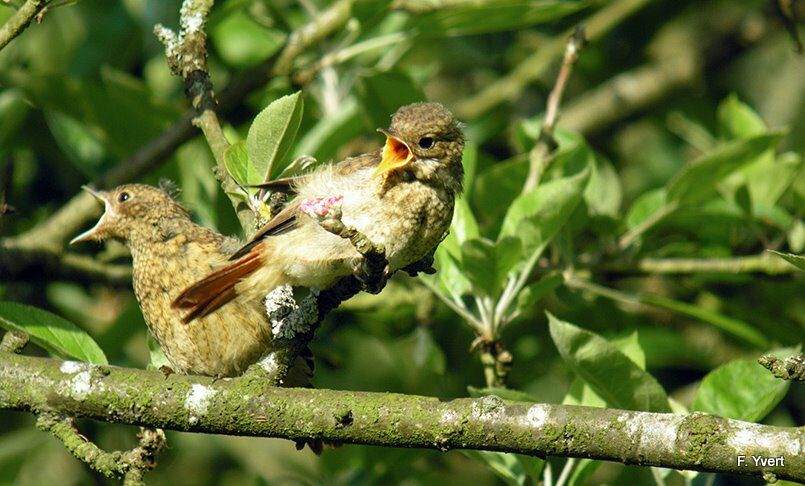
{"left": 185, "top": 384, "right": 216, "bottom": 419}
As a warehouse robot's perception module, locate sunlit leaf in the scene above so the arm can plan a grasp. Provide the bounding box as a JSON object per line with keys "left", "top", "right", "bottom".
{"left": 499, "top": 164, "right": 590, "bottom": 257}
{"left": 223, "top": 140, "right": 252, "bottom": 186}
{"left": 666, "top": 133, "right": 782, "bottom": 205}
{"left": 717, "top": 94, "right": 766, "bottom": 139}
{"left": 247, "top": 91, "right": 304, "bottom": 183}
{"left": 548, "top": 313, "right": 671, "bottom": 412}
{"left": 460, "top": 237, "right": 521, "bottom": 298}
{"left": 0, "top": 301, "right": 107, "bottom": 364}
{"left": 692, "top": 347, "right": 797, "bottom": 422}
{"left": 767, "top": 250, "right": 805, "bottom": 271}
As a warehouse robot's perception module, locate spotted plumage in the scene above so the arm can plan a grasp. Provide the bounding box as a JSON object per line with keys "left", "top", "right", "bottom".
{"left": 175, "top": 102, "right": 465, "bottom": 321}
{"left": 71, "top": 184, "right": 311, "bottom": 380}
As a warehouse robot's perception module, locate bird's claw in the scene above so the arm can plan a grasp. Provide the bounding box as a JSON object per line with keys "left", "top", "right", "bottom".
{"left": 402, "top": 253, "right": 436, "bottom": 277}
{"left": 354, "top": 262, "right": 389, "bottom": 294}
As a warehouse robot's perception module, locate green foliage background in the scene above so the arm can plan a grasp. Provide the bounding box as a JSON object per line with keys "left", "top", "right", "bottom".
{"left": 0, "top": 0, "right": 803, "bottom": 484}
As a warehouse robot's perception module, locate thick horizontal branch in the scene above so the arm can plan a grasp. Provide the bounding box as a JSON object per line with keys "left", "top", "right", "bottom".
{"left": 1, "top": 353, "right": 802, "bottom": 482}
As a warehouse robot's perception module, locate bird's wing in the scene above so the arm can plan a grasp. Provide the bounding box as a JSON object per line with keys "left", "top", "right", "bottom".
{"left": 334, "top": 149, "right": 381, "bottom": 175}
{"left": 228, "top": 150, "right": 381, "bottom": 261}
{"left": 227, "top": 198, "right": 301, "bottom": 261}
{"left": 245, "top": 176, "right": 299, "bottom": 192}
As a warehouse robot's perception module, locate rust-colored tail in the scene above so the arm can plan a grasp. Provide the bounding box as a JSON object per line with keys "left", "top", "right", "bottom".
{"left": 172, "top": 247, "right": 263, "bottom": 323}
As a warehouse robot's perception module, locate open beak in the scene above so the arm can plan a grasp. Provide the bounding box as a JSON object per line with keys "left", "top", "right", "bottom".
{"left": 373, "top": 129, "right": 415, "bottom": 178}
{"left": 70, "top": 186, "right": 111, "bottom": 245}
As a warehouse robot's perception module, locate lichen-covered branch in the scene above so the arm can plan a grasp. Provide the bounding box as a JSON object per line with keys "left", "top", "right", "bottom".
{"left": 0, "top": 0, "right": 52, "bottom": 51}
{"left": 759, "top": 354, "right": 805, "bottom": 382}
{"left": 0, "top": 329, "right": 28, "bottom": 353}
{"left": 154, "top": 0, "right": 250, "bottom": 231}
{"left": 251, "top": 206, "right": 390, "bottom": 385}
{"left": 1, "top": 353, "right": 802, "bottom": 482}
{"left": 36, "top": 414, "right": 165, "bottom": 485}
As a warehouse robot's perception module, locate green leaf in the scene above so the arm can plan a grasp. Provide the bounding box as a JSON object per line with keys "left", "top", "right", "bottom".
{"left": 410, "top": 0, "right": 586, "bottom": 37}
{"left": 146, "top": 332, "right": 171, "bottom": 371}
{"left": 223, "top": 140, "right": 252, "bottom": 186}
{"left": 460, "top": 237, "right": 521, "bottom": 298}
{"left": 246, "top": 91, "right": 304, "bottom": 183}
{"left": 666, "top": 133, "right": 782, "bottom": 205}
{"left": 461, "top": 141, "right": 479, "bottom": 197}
{"left": 516, "top": 273, "right": 563, "bottom": 311}
{"left": 441, "top": 197, "right": 479, "bottom": 259}
{"left": 767, "top": 250, "right": 805, "bottom": 271}
{"left": 585, "top": 157, "right": 622, "bottom": 217}
{"left": 639, "top": 294, "right": 768, "bottom": 348}
{"left": 44, "top": 111, "right": 106, "bottom": 177}
{"left": 0, "top": 301, "right": 107, "bottom": 364}
{"left": 211, "top": 9, "right": 285, "bottom": 69}
{"left": 625, "top": 188, "right": 668, "bottom": 230}
{"left": 355, "top": 70, "right": 425, "bottom": 129}
{"left": 0, "top": 89, "right": 30, "bottom": 149}
{"left": 717, "top": 94, "right": 766, "bottom": 139}
{"left": 499, "top": 165, "right": 590, "bottom": 257}
{"left": 692, "top": 347, "right": 797, "bottom": 422}
{"left": 548, "top": 313, "right": 671, "bottom": 412}
{"left": 461, "top": 450, "right": 531, "bottom": 486}
{"left": 431, "top": 246, "right": 473, "bottom": 301}
{"left": 473, "top": 154, "right": 528, "bottom": 230}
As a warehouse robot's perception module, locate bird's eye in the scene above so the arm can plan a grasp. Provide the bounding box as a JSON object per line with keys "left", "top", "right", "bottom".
{"left": 118, "top": 192, "right": 131, "bottom": 203}
{"left": 418, "top": 137, "right": 434, "bottom": 149}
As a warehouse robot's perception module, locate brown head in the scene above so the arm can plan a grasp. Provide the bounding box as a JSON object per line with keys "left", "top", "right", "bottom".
{"left": 375, "top": 102, "right": 465, "bottom": 195}
{"left": 70, "top": 183, "right": 190, "bottom": 246}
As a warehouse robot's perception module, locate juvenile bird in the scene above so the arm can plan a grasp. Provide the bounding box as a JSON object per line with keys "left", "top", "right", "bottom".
{"left": 70, "top": 184, "right": 312, "bottom": 381}
{"left": 174, "top": 102, "right": 465, "bottom": 322}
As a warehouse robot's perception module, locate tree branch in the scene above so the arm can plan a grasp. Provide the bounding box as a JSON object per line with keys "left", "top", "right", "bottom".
{"left": 155, "top": 0, "right": 250, "bottom": 231}
{"left": 522, "top": 26, "right": 586, "bottom": 193}
{"left": 1, "top": 353, "right": 802, "bottom": 482}
{"left": 36, "top": 414, "right": 165, "bottom": 485}
{"left": 0, "top": 0, "right": 51, "bottom": 51}
{"left": 758, "top": 354, "right": 805, "bottom": 382}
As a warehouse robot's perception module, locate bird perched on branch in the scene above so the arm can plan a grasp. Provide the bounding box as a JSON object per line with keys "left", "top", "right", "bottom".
{"left": 173, "top": 102, "right": 465, "bottom": 322}
{"left": 70, "top": 183, "right": 313, "bottom": 382}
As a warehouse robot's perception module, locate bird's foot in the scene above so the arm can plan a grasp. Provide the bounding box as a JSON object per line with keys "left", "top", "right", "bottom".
{"left": 158, "top": 365, "right": 175, "bottom": 377}
{"left": 402, "top": 252, "right": 437, "bottom": 277}
{"left": 354, "top": 261, "right": 390, "bottom": 294}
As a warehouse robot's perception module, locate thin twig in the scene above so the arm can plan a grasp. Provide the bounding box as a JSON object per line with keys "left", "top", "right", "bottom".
{"left": 0, "top": 0, "right": 51, "bottom": 51}
{"left": 36, "top": 413, "right": 165, "bottom": 485}
{"left": 0, "top": 330, "right": 28, "bottom": 353}
{"left": 523, "top": 26, "right": 587, "bottom": 193}
{"left": 758, "top": 353, "right": 805, "bottom": 382}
